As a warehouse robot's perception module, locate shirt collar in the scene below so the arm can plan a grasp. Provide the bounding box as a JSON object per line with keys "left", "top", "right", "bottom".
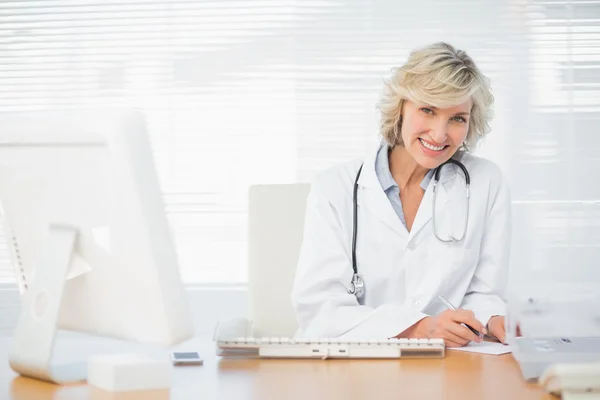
{"left": 375, "top": 143, "right": 434, "bottom": 192}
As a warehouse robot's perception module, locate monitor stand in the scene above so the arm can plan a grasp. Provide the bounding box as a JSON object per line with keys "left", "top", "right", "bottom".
{"left": 8, "top": 224, "right": 86, "bottom": 384}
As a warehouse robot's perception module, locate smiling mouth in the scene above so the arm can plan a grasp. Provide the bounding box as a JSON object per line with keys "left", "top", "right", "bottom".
{"left": 419, "top": 138, "right": 448, "bottom": 152}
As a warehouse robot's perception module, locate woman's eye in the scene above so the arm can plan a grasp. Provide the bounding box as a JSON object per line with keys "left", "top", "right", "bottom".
{"left": 421, "top": 108, "right": 433, "bottom": 115}
{"left": 452, "top": 116, "right": 466, "bottom": 123}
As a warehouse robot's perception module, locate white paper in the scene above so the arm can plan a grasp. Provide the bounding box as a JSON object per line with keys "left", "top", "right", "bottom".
{"left": 66, "top": 253, "right": 93, "bottom": 280}
{"left": 448, "top": 342, "right": 512, "bottom": 355}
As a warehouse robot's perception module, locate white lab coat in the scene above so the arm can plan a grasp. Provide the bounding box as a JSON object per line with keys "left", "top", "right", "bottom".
{"left": 291, "top": 144, "right": 511, "bottom": 339}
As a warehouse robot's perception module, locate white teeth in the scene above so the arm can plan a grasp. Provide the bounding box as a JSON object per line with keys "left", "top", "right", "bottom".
{"left": 419, "top": 138, "right": 445, "bottom": 151}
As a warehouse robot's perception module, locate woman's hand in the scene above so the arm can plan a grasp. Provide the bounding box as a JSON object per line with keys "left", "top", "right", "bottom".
{"left": 487, "top": 316, "right": 506, "bottom": 344}
{"left": 401, "top": 309, "right": 487, "bottom": 347}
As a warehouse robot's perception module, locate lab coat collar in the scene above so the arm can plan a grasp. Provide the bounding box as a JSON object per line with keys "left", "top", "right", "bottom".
{"left": 356, "top": 144, "right": 458, "bottom": 239}
{"left": 356, "top": 144, "right": 407, "bottom": 236}
{"left": 356, "top": 143, "right": 382, "bottom": 189}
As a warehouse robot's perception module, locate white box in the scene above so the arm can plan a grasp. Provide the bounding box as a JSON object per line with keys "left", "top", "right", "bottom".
{"left": 88, "top": 354, "right": 172, "bottom": 392}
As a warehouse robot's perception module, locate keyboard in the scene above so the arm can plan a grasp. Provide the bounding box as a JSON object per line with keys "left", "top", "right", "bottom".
{"left": 216, "top": 337, "right": 445, "bottom": 359}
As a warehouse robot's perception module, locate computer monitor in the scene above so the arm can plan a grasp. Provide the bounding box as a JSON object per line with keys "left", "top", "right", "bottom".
{"left": 0, "top": 110, "right": 194, "bottom": 384}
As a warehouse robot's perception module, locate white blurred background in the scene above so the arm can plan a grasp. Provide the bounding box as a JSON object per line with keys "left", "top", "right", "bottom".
{"left": 0, "top": 0, "right": 599, "bottom": 335}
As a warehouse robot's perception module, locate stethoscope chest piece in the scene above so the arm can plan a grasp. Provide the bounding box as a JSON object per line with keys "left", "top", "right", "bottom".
{"left": 347, "top": 273, "right": 365, "bottom": 300}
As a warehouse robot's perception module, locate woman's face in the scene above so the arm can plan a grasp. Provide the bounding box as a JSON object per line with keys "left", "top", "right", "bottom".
{"left": 400, "top": 99, "right": 471, "bottom": 169}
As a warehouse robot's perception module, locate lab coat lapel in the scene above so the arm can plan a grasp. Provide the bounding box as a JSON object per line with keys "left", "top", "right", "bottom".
{"left": 359, "top": 187, "right": 408, "bottom": 237}
{"left": 407, "top": 166, "right": 456, "bottom": 242}
{"left": 357, "top": 146, "right": 408, "bottom": 238}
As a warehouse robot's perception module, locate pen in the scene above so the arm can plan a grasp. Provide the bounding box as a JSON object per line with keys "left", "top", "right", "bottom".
{"left": 437, "top": 295, "right": 484, "bottom": 339}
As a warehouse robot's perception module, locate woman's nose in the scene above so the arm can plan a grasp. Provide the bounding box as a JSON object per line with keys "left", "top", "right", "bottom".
{"left": 430, "top": 124, "right": 448, "bottom": 144}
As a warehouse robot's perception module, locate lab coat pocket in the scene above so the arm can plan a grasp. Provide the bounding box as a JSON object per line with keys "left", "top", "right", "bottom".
{"left": 408, "top": 245, "right": 477, "bottom": 308}
{"left": 413, "top": 246, "right": 477, "bottom": 315}
{"left": 416, "top": 247, "right": 477, "bottom": 316}
{"left": 435, "top": 247, "right": 479, "bottom": 300}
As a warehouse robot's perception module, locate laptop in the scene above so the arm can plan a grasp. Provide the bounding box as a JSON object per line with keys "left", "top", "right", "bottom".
{"left": 512, "top": 336, "right": 600, "bottom": 380}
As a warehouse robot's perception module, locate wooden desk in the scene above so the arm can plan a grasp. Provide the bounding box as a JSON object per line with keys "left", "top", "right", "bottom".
{"left": 1, "top": 338, "right": 554, "bottom": 400}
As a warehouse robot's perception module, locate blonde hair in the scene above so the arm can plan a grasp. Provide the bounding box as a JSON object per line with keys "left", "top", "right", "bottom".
{"left": 378, "top": 42, "right": 494, "bottom": 150}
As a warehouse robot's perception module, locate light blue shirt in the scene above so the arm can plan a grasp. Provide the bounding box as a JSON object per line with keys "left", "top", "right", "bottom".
{"left": 374, "top": 144, "right": 434, "bottom": 229}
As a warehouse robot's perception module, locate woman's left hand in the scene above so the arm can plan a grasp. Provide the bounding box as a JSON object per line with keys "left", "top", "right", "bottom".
{"left": 487, "top": 316, "right": 506, "bottom": 344}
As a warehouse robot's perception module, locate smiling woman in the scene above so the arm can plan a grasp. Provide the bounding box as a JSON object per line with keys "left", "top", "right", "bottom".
{"left": 291, "top": 42, "right": 511, "bottom": 348}
{"left": 379, "top": 42, "right": 494, "bottom": 153}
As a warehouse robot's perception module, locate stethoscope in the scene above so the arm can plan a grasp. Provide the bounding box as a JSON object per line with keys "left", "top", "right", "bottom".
{"left": 348, "top": 158, "right": 471, "bottom": 301}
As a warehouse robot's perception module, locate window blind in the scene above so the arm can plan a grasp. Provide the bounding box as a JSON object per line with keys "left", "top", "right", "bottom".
{"left": 0, "top": 0, "right": 598, "bottom": 290}
{"left": 510, "top": 0, "right": 600, "bottom": 290}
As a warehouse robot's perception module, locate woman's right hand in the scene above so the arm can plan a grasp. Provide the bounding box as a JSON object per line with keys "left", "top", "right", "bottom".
{"left": 403, "top": 309, "right": 487, "bottom": 347}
